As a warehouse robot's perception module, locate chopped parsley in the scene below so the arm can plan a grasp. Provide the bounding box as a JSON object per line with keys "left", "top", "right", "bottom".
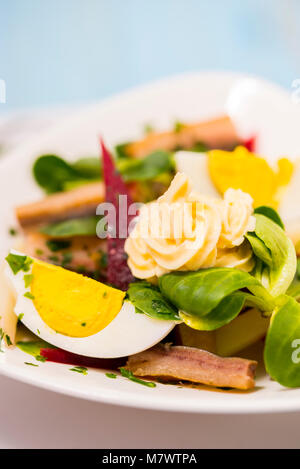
{"left": 46, "top": 239, "right": 71, "bottom": 252}
{"left": 70, "top": 366, "right": 88, "bottom": 376}
{"left": 18, "top": 313, "right": 24, "bottom": 322}
{"left": 99, "top": 252, "right": 108, "bottom": 269}
{"left": 105, "top": 372, "right": 117, "bottom": 379}
{"left": 102, "top": 291, "right": 108, "bottom": 298}
{"left": 5, "top": 253, "right": 33, "bottom": 275}
{"left": 48, "top": 255, "right": 59, "bottom": 263}
{"left": 144, "top": 123, "right": 154, "bottom": 135}
{"left": 174, "top": 121, "right": 185, "bottom": 133}
{"left": 35, "top": 354, "right": 47, "bottom": 362}
{"left": 81, "top": 322, "right": 86, "bottom": 327}
{"left": 35, "top": 248, "right": 44, "bottom": 256}
{"left": 61, "top": 252, "right": 73, "bottom": 266}
{"left": 9, "top": 227, "right": 17, "bottom": 236}
{"left": 0, "top": 328, "right": 4, "bottom": 352}
{"left": 119, "top": 368, "right": 156, "bottom": 388}
{"left": 25, "top": 362, "right": 39, "bottom": 367}
{"left": 5, "top": 334, "right": 12, "bottom": 346}
{"left": 24, "top": 273, "right": 33, "bottom": 288}
{"left": 24, "top": 292, "right": 35, "bottom": 300}
{"left": 76, "top": 266, "right": 87, "bottom": 274}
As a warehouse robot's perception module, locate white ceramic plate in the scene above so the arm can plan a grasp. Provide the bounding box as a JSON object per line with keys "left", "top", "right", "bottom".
{"left": 1, "top": 71, "right": 300, "bottom": 414}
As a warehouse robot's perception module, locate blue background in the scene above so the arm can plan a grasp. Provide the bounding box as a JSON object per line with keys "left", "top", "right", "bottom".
{"left": 0, "top": 0, "right": 300, "bottom": 110}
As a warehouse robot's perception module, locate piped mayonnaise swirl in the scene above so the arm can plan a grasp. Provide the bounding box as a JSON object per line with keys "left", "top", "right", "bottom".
{"left": 125, "top": 173, "right": 256, "bottom": 280}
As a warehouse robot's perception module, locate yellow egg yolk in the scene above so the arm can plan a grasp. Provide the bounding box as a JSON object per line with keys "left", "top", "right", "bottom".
{"left": 208, "top": 146, "right": 294, "bottom": 208}
{"left": 30, "top": 261, "right": 125, "bottom": 338}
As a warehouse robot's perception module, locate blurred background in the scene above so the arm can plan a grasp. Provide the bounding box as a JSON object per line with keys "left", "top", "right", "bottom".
{"left": 1, "top": 0, "right": 300, "bottom": 111}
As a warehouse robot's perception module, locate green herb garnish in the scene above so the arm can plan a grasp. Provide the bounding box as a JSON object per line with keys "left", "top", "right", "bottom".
{"left": 190, "top": 141, "right": 209, "bottom": 152}
{"left": 5, "top": 335, "right": 12, "bottom": 346}
{"left": 70, "top": 366, "right": 88, "bottom": 376}
{"left": 174, "top": 121, "right": 185, "bottom": 133}
{"left": 25, "top": 362, "right": 39, "bottom": 367}
{"left": 0, "top": 328, "right": 4, "bottom": 352}
{"left": 61, "top": 252, "right": 73, "bottom": 267}
{"left": 120, "top": 368, "right": 156, "bottom": 387}
{"left": 24, "top": 274, "right": 33, "bottom": 288}
{"left": 105, "top": 372, "right": 117, "bottom": 379}
{"left": 24, "top": 292, "right": 35, "bottom": 300}
{"left": 46, "top": 239, "right": 71, "bottom": 252}
{"left": 5, "top": 253, "right": 33, "bottom": 275}
{"left": 35, "top": 354, "right": 47, "bottom": 362}
{"left": 144, "top": 123, "right": 154, "bottom": 135}
{"left": 99, "top": 252, "right": 108, "bottom": 269}
{"left": 48, "top": 255, "right": 59, "bottom": 263}
{"left": 9, "top": 228, "right": 17, "bottom": 236}
{"left": 18, "top": 313, "right": 24, "bottom": 322}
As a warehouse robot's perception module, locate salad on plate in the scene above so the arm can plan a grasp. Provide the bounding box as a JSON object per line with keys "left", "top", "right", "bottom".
{"left": 2, "top": 113, "right": 300, "bottom": 393}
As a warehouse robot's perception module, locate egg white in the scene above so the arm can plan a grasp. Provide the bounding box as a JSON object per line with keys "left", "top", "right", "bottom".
{"left": 174, "top": 151, "right": 220, "bottom": 196}
{"left": 5, "top": 253, "right": 175, "bottom": 358}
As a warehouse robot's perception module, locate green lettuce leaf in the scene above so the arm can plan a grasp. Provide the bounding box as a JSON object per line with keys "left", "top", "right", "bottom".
{"left": 286, "top": 259, "right": 300, "bottom": 300}
{"left": 159, "top": 268, "right": 275, "bottom": 327}
{"left": 127, "top": 282, "right": 180, "bottom": 321}
{"left": 33, "top": 155, "right": 101, "bottom": 194}
{"left": 264, "top": 295, "right": 300, "bottom": 387}
{"left": 254, "top": 206, "right": 284, "bottom": 229}
{"left": 249, "top": 214, "right": 296, "bottom": 297}
{"left": 117, "top": 151, "right": 174, "bottom": 182}
{"left": 179, "top": 292, "right": 246, "bottom": 331}
{"left": 33, "top": 152, "right": 174, "bottom": 194}
{"left": 40, "top": 216, "right": 101, "bottom": 237}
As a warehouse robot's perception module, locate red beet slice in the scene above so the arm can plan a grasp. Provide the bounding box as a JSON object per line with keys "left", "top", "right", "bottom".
{"left": 100, "top": 139, "right": 135, "bottom": 290}
{"left": 40, "top": 347, "right": 124, "bottom": 370}
{"left": 242, "top": 136, "right": 256, "bottom": 152}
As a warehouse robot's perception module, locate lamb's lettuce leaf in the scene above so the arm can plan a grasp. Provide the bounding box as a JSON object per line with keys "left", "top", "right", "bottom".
{"left": 246, "top": 232, "right": 272, "bottom": 266}
{"left": 127, "top": 282, "right": 180, "bottom": 321}
{"left": 254, "top": 206, "right": 284, "bottom": 229}
{"left": 159, "top": 267, "right": 275, "bottom": 330}
{"left": 287, "top": 259, "right": 300, "bottom": 300}
{"left": 116, "top": 151, "right": 174, "bottom": 182}
{"left": 71, "top": 157, "right": 101, "bottom": 179}
{"left": 40, "top": 216, "right": 100, "bottom": 237}
{"left": 33, "top": 151, "right": 174, "bottom": 194}
{"left": 248, "top": 214, "right": 296, "bottom": 297}
{"left": 179, "top": 292, "right": 246, "bottom": 331}
{"left": 33, "top": 155, "right": 101, "bottom": 194}
{"left": 264, "top": 295, "right": 300, "bottom": 387}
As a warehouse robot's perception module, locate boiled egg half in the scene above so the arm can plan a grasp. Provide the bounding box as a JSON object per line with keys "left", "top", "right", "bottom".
{"left": 5, "top": 251, "right": 175, "bottom": 358}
